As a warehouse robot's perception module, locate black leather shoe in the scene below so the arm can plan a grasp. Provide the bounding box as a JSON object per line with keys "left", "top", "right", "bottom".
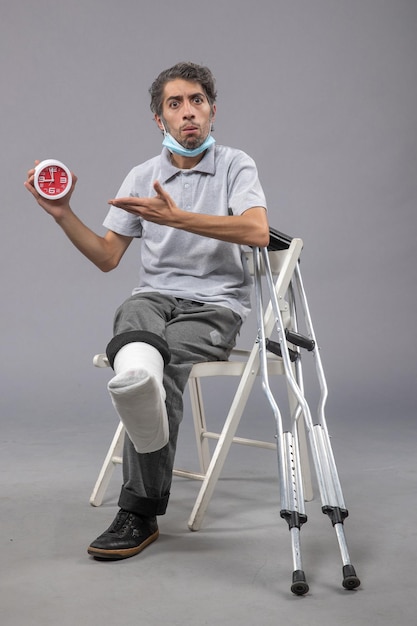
{"left": 88, "top": 509, "right": 159, "bottom": 560}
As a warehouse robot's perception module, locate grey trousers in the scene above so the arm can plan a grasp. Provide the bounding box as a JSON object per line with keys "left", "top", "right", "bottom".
{"left": 109, "top": 292, "right": 242, "bottom": 517}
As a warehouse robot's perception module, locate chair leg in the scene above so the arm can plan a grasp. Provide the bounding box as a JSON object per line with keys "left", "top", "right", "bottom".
{"left": 187, "top": 351, "right": 259, "bottom": 531}
{"left": 188, "top": 376, "right": 211, "bottom": 474}
{"left": 89, "top": 421, "right": 125, "bottom": 506}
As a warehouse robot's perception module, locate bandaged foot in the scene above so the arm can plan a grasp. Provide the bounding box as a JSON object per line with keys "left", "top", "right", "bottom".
{"left": 108, "top": 342, "right": 169, "bottom": 454}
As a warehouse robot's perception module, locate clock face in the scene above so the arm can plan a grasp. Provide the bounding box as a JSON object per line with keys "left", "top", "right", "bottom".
{"left": 34, "top": 159, "right": 72, "bottom": 200}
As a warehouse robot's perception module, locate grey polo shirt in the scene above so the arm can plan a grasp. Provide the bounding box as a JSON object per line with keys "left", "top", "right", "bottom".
{"left": 103, "top": 144, "right": 267, "bottom": 321}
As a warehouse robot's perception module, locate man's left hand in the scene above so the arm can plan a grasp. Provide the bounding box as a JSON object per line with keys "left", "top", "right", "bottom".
{"left": 108, "top": 180, "right": 180, "bottom": 225}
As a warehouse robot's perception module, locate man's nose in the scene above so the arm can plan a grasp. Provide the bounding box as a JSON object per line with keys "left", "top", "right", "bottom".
{"left": 182, "top": 101, "right": 194, "bottom": 118}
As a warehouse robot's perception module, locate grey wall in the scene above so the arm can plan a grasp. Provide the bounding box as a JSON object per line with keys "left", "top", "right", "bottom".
{"left": 1, "top": 0, "right": 416, "bottom": 433}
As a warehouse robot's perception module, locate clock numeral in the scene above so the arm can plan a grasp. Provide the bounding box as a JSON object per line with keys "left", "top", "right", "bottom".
{"left": 39, "top": 175, "right": 46, "bottom": 183}
{"left": 60, "top": 176, "right": 68, "bottom": 184}
{"left": 48, "top": 188, "right": 56, "bottom": 194}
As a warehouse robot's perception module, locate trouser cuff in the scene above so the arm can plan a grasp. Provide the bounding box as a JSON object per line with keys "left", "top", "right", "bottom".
{"left": 118, "top": 486, "right": 170, "bottom": 517}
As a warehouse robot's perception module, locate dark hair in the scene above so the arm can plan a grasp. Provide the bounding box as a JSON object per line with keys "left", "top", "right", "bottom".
{"left": 149, "top": 62, "right": 217, "bottom": 116}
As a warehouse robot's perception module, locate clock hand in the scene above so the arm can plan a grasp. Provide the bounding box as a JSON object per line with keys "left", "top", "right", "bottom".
{"left": 47, "top": 167, "right": 56, "bottom": 183}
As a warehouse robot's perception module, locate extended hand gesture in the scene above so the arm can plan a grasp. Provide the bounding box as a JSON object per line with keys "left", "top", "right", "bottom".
{"left": 108, "top": 181, "right": 181, "bottom": 226}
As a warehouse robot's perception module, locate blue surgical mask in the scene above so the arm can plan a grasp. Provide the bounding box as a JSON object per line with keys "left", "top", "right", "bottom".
{"left": 161, "top": 124, "right": 215, "bottom": 157}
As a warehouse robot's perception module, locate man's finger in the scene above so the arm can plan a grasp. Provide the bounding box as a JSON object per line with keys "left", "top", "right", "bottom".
{"left": 153, "top": 180, "right": 167, "bottom": 197}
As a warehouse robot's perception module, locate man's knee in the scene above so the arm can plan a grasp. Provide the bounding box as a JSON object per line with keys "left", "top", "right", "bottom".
{"left": 106, "top": 330, "right": 171, "bottom": 370}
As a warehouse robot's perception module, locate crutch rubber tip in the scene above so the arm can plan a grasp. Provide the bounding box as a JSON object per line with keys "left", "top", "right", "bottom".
{"left": 342, "top": 564, "right": 361, "bottom": 590}
{"left": 291, "top": 570, "right": 309, "bottom": 596}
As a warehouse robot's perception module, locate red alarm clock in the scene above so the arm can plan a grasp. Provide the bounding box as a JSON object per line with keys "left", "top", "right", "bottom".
{"left": 34, "top": 159, "right": 72, "bottom": 200}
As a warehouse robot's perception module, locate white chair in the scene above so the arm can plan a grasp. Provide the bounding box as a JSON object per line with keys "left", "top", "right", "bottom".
{"left": 89, "top": 238, "right": 313, "bottom": 531}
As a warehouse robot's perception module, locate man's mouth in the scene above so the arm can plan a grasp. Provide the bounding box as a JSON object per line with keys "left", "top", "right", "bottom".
{"left": 182, "top": 125, "right": 199, "bottom": 133}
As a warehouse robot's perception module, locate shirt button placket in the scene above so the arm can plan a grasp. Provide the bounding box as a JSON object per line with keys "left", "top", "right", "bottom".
{"left": 183, "top": 174, "right": 192, "bottom": 211}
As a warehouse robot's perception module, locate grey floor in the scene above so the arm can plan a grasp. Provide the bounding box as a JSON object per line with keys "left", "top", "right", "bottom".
{"left": 1, "top": 384, "right": 416, "bottom": 626}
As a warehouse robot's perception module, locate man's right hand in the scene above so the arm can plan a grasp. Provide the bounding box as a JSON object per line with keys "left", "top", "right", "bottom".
{"left": 24, "top": 160, "right": 77, "bottom": 221}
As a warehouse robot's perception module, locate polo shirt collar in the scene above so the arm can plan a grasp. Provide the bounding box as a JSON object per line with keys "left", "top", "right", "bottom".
{"left": 160, "top": 144, "right": 216, "bottom": 182}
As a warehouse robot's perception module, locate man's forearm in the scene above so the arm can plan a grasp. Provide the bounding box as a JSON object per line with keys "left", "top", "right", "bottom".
{"left": 54, "top": 209, "right": 129, "bottom": 272}
{"left": 170, "top": 206, "right": 269, "bottom": 247}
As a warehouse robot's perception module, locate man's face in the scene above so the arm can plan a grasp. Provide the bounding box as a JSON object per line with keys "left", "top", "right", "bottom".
{"left": 155, "top": 78, "right": 216, "bottom": 150}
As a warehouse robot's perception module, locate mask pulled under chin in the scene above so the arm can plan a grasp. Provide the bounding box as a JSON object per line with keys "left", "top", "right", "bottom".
{"left": 162, "top": 132, "right": 215, "bottom": 158}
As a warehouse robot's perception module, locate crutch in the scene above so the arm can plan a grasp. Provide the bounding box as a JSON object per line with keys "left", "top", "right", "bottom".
{"left": 254, "top": 244, "right": 309, "bottom": 595}
{"left": 254, "top": 236, "right": 360, "bottom": 594}
{"left": 289, "top": 258, "right": 360, "bottom": 591}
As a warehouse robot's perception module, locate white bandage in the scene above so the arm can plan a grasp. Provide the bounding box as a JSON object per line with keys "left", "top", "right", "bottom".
{"left": 107, "top": 342, "right": 169, "bottom": 454}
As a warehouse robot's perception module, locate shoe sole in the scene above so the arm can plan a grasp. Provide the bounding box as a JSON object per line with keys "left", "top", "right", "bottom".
{"left": 87, "top": 529, "right": 159, "bottom": 560}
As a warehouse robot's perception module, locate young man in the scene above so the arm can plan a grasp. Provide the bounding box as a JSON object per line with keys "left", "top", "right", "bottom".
{"left": 25, "top": 62, "right": 269, "bottom": 560}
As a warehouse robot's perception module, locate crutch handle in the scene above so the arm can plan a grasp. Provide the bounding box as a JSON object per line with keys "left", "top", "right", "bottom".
{"left": 285, "top": 329, "right": 315, "bottom": 351}
{"left": 266, "top": 339, "right": 299, "bottom": 362}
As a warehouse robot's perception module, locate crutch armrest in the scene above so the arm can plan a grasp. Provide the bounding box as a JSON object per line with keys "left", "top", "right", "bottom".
{"left": 267, "top": 227, "right": 294, "bottom": 251}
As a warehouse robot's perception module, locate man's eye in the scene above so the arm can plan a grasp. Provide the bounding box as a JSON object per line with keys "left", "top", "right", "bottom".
{"left": 170, "top": 101, "right": 179, "bottom": 108}
{"left": 193, "top": 97, "right": 202, "bottom": 103}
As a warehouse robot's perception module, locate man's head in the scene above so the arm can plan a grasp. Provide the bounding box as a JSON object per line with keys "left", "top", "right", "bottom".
{"left": 150, "top": 62, "right": 217, "bottom": 159}
{"left": 149, "top": 62, "right": 217, "bottom": 118}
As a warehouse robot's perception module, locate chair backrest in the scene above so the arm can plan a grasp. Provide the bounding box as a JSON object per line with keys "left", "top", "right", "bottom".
{"left": 245, "top": 240, "right": 303, "bottom": 336}
{"left": 244, "top": 239, "right": 303, "bottom": 279}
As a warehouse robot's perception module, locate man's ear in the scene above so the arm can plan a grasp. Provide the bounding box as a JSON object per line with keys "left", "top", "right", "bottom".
{"left": 210, "top": 103, "right": 217, "bottom": 124}
{"left": 154, "top": 114, "right": 165, "bottom": 133}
